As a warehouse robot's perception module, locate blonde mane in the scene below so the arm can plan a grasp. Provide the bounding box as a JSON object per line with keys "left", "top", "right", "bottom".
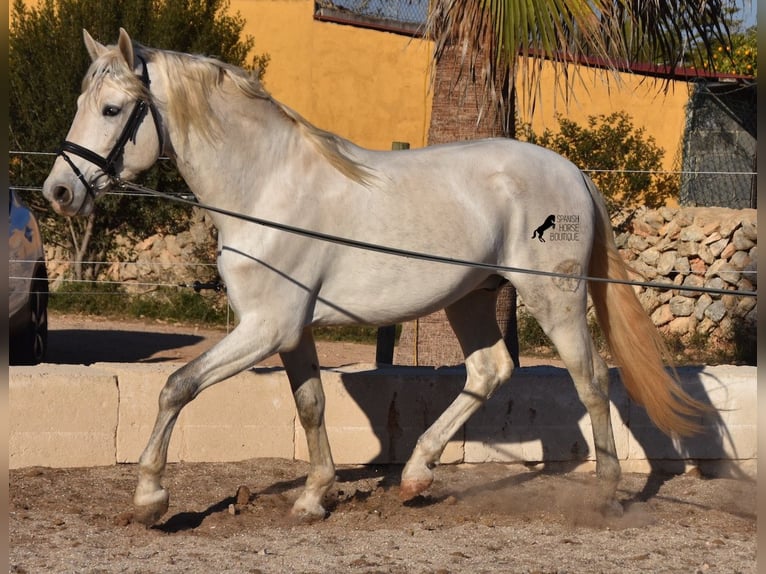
{"left": 130, "top": 44, "right": 374, "bottom": 185}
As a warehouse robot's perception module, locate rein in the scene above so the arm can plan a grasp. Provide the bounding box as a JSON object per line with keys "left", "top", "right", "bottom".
{"left": 57, "top": 55, "right": 164, "bottom": 202}
{"left": 114, "top": 179, "right": 757, "bottom": 299}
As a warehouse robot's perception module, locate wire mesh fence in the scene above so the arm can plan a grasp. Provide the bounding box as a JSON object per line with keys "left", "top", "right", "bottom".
{"left": 680, "top": 81, "right": 757, "bottom": 209}
{"left": 314, "top": 0, "right": 428, "bottom": 35}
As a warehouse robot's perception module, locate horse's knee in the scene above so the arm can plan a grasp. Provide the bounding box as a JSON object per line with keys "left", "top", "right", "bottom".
{"left": 158, "top": 369, "right": 196, "bottom": 412}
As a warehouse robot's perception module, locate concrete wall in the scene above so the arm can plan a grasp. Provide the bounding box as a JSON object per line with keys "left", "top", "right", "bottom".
{"left": 10, "top": 363, "right": 756, "bottom": 478}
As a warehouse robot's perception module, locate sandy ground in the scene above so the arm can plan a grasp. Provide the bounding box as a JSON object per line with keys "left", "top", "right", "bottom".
{"left": 9, "top": 312, "right": 758, "bottom": 573}
{"left": 10, "top": 459, "right": 757, "bottom": 573}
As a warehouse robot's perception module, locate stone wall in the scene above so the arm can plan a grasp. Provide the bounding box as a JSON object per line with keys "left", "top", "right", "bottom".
{"left": 46, "top": 208, "right": 219, "bottom": 293}
{"left": 616, "top": 206, "right": 756, "bottom": 346}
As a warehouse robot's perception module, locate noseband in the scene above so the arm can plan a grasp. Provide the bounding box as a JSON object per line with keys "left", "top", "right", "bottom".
{"left": 57, "top": 55, "right": 164, "bottom": 200}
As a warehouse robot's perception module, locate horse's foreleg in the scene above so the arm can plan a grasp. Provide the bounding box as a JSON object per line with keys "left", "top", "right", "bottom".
{"left": 133, "top": 319, "right": 279, "bottom": 526}
{"left": 400, "top": 291, "right": 514, "bottom": 501}
{"left": 280, "top": 328, "right": 336, "bottom": 521}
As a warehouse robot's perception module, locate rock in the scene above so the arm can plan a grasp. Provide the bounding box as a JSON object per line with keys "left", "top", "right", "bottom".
{"left": 735, "top": 296, "right": 756, "bottom": 317}
{"left": 639, "top": 289, "right": 661, "bottom": 314}
{"left": 737, "top": 277, "right": 754, "bottom": 293}
{"left": 732, "top": 228, "right": 755, "bottom": 251}
{"left": 729, "top": 250, "right": 751, "bottom": 270}
{"left": 702, "top": 231, "right": 722, "bottom": 246}
{"left": 719, "top": 217, "right": 741, "bottom": 238}
{"left": 632, "top": 218, "right": 660, "bottom": 238}
{"left": 639, "top": 247, "right": 661, "bottom": 266}
{"left": 682, "top": 274, "right": 705, "bottom": 290}
{"left": 627, "top": 234, "right": 649, "bottom": 252}
{"left": 660, "top": 219, "right": 682, "bottom": 240}
{"left": 674, "top": 210, "right": 694, "bottom": 228}
{"left": 236, "top": 485, "right": 251, "bottom": 506}
{"left": 704, "top": 277, "right": 726, "bottom": 296}
{"left": 679, "top": 225, "right": 706, "bottom": 242}
{"left": 614, "top": 232, "right": 630, "bottom": 249}
{"left": 695, "top": 294, "right": 713, "bottom": 320}
{"left": 704, "top": 300, "right": 727, "bottom": 323}
{"left": 669, "top": 296, "right": 695, "bottom": 317}
{"left": 697, "top": 317, "right": 716, "bottom": 335}
{"left": 708, "top": 238, "right": 729, "bottom": 258}
{"left": 741, "top": 221, "right": 757, "bottom": 242}
{"left": 674, "top": 257, "right": 691, "bottom": 275}
{"left": 657, "top": 251, "right": 677, "bottom": 275}
{"left": 689, "top": 257, "right": 707, "bottom": 275}
{"left": 696, "top": 244, "right": 714, "bottom": 265}
{"left": 630, "top": 260, "right": 658, "bottom": 279}
{"left": 667, "top": 315, "right": 697, "bottom": 335}
{"left": 651, "top": 305, "right": 673, "bottom": 326}
{"left": 658, "top": 206, "right": 676, "bottom": 221}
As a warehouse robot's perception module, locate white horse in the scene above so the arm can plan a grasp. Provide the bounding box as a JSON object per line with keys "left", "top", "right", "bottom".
{"left": 43, "top": 29, "right": 706, "bottom": 526}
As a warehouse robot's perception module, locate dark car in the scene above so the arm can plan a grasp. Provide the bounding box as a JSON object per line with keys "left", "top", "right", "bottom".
{"left": 9, "top": 189, "right": 49, "bottom": 364}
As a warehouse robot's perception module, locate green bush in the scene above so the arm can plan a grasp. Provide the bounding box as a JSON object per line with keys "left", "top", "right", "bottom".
{"left": 520, "top": 111, "right": 678, "bottom": 215}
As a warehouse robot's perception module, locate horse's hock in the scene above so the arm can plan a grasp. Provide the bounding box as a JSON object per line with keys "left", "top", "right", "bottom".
{"left": 395, "top": 206, "right": 757, "bottom": 366}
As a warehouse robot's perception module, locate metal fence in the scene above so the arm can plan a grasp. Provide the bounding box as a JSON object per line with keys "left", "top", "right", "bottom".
{"left": 314, "top": 0, "right": 428, "bottom": 36}
{"left": 680, "top": 81, "right": 757, "bottom": 209}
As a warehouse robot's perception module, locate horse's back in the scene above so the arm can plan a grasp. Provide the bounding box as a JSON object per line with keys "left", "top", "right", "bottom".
{"left": 356, "top": 137, "right": 596, "bottom": 259}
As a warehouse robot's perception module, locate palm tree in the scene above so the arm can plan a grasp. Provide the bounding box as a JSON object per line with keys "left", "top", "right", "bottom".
{"left": 396, "top": 0, "right": 737, "bottom": 366}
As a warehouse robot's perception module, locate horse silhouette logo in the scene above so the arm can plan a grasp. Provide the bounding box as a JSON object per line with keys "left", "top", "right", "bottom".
{"left": 532, "top": 214, "right": 556, "bottom": 242}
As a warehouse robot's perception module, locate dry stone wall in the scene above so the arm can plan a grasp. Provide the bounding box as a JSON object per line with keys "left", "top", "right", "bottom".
{"left": 46, "top": 208, "right": 219, "bottom": 293}
{"left": 616, "top": 206, "right": 756, "bottom": 345}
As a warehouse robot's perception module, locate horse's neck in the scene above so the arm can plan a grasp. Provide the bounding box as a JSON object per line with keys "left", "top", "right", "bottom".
{"left": 166, "top": 94, "right": 308, "bottom": 212}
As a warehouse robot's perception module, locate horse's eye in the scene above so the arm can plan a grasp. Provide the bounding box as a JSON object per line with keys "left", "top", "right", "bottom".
{"left": 103, "top": 105, "right": 121, "bottom": 117}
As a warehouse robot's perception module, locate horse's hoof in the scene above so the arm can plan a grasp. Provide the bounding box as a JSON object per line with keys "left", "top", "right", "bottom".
{"left": 399, "top": 478, "right": 432, "bottom": 502}
{"left": 600, "top": 498, "right": 624, "bottom": 518}
{"left": 290, "top": 503, "right": 327, "bottom": 523}
{"left": 133, "top": 489, "right": 169, "bottom": 526}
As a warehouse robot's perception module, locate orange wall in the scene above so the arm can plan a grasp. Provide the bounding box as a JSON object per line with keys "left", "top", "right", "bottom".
{"left": 11, "top": 0, "right": 690, "bottom": 166}
{"left": 525, "top": 63, "right": 690, "bottom": 170}
{"left": 236, "top": 1, "right": 688, "bottom": 167}
{"left": 232, "top": 0, "right": 433, "bottom": 150}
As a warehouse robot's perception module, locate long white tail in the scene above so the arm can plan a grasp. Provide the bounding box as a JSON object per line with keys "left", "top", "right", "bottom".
{"left": 583, "top": 173, "right": 708, "bottom": 436}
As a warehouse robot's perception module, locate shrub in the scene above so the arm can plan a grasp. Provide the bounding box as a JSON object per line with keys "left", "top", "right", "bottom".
{"left": 520, "top": 111, "right": 678, "bottom": 215}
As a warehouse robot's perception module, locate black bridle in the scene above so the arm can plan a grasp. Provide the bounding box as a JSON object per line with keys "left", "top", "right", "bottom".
{"left": 57, "top": 55, "right": 164, "bottom": 201}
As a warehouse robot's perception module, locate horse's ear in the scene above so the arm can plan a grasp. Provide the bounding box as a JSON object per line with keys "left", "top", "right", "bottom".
{"left": 117, "top": 28, "right": 135, "bottom": 69}
{"left": 83, "top": 29, "right": 106, "bottom": 62}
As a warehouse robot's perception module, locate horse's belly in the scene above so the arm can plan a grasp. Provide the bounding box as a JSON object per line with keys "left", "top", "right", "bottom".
{"left": 310, "top": 259, "right": 496, "bottom": 326}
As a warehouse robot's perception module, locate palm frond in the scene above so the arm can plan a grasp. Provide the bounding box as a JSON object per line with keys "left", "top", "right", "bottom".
{"left": 426, "top": 0, "right": 737, "bottom": 128}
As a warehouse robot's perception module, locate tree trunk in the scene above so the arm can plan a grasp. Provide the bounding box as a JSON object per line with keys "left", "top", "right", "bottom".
{"left": 394, "top": 41, "right": 519, "bottom": 367}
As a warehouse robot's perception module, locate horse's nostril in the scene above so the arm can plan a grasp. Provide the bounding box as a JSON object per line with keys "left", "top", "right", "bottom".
{"left": 53, "top": 186, "right": 73, "bottom": 205}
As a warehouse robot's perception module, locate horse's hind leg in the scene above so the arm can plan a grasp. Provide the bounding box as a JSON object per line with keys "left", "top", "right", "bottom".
{"left": 521, "top": 283, "right": 622, "bottom": 515}
{"left": 279, "top": 328, "right": 336, "bottom": 521}
{"left": 400, "top": 289, "right": 514, "bottom": 500}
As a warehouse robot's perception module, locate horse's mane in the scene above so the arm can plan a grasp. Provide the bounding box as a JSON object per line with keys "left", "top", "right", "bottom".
{"left": 121, "top": 44, "right": 374, "bottom": 185}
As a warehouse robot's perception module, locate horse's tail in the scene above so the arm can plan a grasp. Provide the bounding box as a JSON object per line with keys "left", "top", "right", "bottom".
{"left": 583, "top": 173, "right": 708, "bottom": 436}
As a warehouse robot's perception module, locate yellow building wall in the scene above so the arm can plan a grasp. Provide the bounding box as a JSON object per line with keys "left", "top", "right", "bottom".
{"left": 232, "top": 0, "right": 433, "bottom": 150}
{"left": 11, "top": 0, "right": 690, "bottom": 167}
{"left": 524, "top": 64, "right": 691, "bottom": 170}
{"left": 235, "top": 1, "right": 689, "bottom": 169}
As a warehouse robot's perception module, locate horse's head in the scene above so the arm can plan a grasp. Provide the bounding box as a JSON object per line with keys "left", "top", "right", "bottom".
{"left": 43, "top": 28, "right": 164, "bottom": 216}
